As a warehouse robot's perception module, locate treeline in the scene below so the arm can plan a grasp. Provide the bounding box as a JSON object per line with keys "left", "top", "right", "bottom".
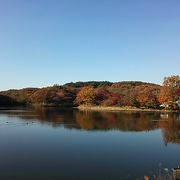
{"left": 0, "top": 75, "right": 179, "bottom": 109}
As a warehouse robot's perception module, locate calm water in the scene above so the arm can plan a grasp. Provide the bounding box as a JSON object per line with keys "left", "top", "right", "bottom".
{"left": 0, "top": 108, "right": 180, "bottom": 180}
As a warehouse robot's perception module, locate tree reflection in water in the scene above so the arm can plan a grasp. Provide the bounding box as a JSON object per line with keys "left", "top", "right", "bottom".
{"left": 0, "top": 107, "right": 180, "bottom": 145}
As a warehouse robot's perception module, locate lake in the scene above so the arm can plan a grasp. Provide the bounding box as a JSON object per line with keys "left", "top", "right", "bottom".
{"left": 0, "top": 108, "right": 180, "bottom": 180}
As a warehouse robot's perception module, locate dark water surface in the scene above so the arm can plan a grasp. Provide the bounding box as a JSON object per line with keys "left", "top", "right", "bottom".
{"left": 0, "top": 108, "right": 180, "bottom": 180}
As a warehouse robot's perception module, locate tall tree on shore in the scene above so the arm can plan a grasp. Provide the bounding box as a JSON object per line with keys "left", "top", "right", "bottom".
{"left": 163, "top": 75, "right": 180, "bottom": 88}
{"left": 158, "top": 75, "right": 180, "bottom": 103}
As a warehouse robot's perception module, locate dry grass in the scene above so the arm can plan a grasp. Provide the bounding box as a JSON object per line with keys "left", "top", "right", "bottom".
{"left": 77, "top": 105, "right": 179, "bottom": 113}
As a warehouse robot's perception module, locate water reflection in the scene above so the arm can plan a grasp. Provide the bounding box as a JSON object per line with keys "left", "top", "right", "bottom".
{"left": 0, "top": 108, "right": 180, "bottom": 145}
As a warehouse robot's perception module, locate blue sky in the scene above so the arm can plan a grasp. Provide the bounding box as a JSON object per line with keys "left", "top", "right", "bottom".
{"left": 0, "top": 0, "right": 180, "bottom": 90}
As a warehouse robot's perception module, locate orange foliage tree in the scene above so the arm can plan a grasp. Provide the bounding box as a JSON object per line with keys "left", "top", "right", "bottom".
{"left": 158, "top": 86, "right": 173, "bottom": 104}
{"left": 76, "top": 86, "right": 96, "bottom": 105}
{"left": 136, "top": 85, "right": 160, "bottom": 108}
{"left": 159, "top": 75, "right": 180, "bottom": 103}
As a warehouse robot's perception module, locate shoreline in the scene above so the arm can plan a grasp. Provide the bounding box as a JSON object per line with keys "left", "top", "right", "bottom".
{"left": 76, "top": 106, "right": 180, "bottom": 113}
{"left": 0, "top": 105, "right": 179, "bottom": 113}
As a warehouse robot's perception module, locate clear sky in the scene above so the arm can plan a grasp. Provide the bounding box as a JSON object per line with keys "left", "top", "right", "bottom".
{"left": 0, "top": 0, "right": 179, "bottom": 90}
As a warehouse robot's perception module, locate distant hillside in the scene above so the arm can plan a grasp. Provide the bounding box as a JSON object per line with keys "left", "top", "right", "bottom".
{"left": 0, "top": 76, "right": 179, "bottom": 110}
{"left": 0, "top": 88, "right": 38, "bottom": 105}
{"left": 64, "top": 81, "right": 113, "bottom": 88}
{"left": 111, "top": 81, "right": 159, "bottom": 87}
{"left": 0, "top": 81, "right": 159, "bottom": 107}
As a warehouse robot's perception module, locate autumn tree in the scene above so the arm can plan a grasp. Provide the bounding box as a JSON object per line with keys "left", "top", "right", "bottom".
{"left": 136, "top": 85, "right": 160, "bottom": 108}
{"left": 159, "top": 75, "right": 180, "bottom": 103}
{"left": 174, "top": 88, "right": 180, "bottom": 101}
{"left": 30, "top": 87, "right": 75, "bottom": 106}
{"left": 75, "top": 86, "right": 96, "bottom": 105}
{"left": 119, "top": 95, "right": 140, "bottom": 107}
{"left": 95, "top": 88, "right": 119, "bottom": 106}
{"left": 163, "top": 75, "right": 180, "bottom": 88}
{"left": 158, "top": 86, "right": 173, "bottom": 104}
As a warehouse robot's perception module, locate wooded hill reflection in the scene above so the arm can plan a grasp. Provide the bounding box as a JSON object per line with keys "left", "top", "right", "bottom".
{"left": 1, "top": 108, "right": 180, "bottom": 145}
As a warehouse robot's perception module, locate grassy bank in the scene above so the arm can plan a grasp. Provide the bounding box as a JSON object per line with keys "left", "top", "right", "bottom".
{"left": 77, "top": 105, "right": 180, "bottom": 113}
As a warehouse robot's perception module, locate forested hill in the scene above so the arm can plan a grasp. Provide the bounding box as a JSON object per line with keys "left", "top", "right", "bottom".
{"left": 0, "top": 76, "right": 179, "bottom": 110}
{"left": 64, "top": 81, "right": 113, "bottom": 88}
{"left": 63, "top": 81, "right": 158, "bottom": 88}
